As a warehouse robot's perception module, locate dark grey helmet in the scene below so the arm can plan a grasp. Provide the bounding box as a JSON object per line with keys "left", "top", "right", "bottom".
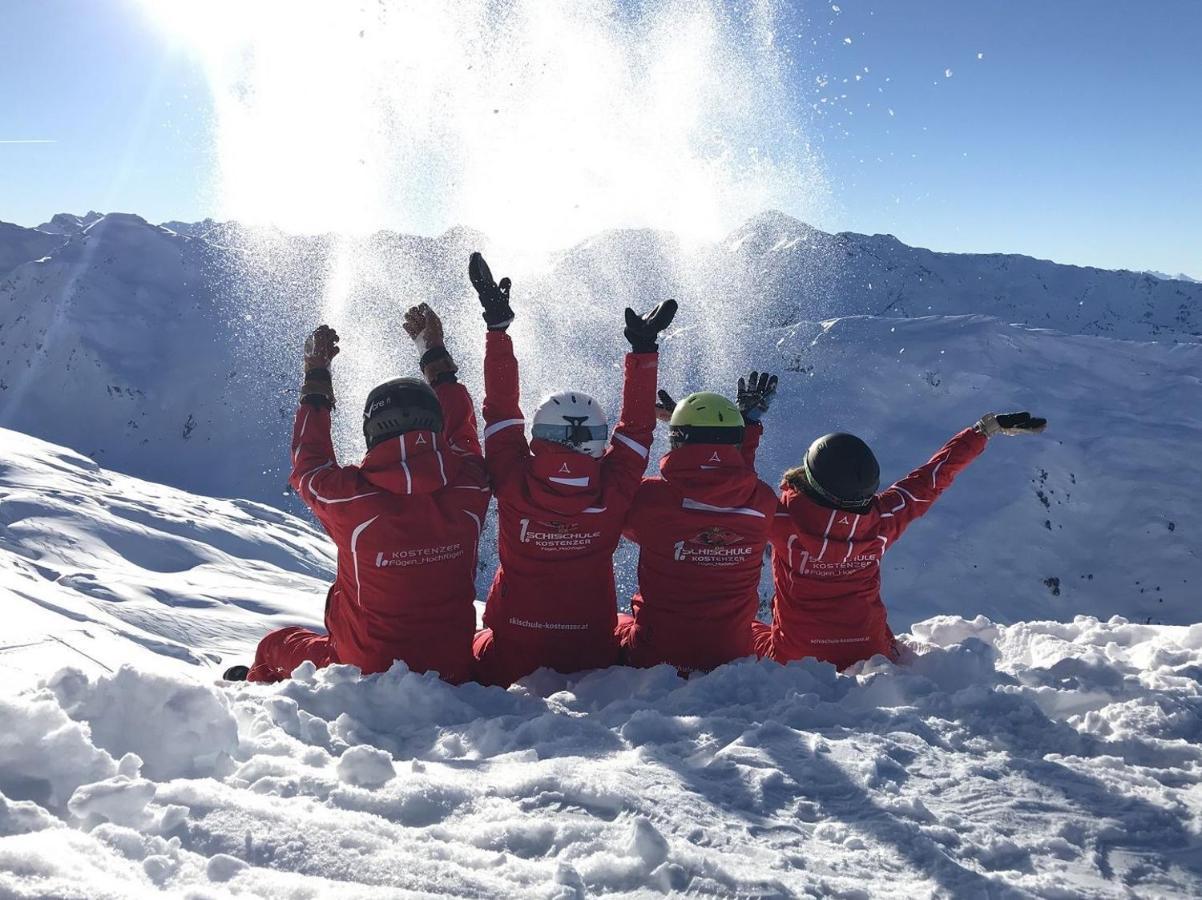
{"left": 802, "top": 432, "right": 880, "bottom": 510}
{"left": 362, "top": 377, "right": 443, "bottom": 449}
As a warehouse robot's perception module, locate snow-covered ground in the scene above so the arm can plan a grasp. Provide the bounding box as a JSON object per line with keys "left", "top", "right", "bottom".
{"left": 2, "top": 427, "right": 1201, "bottom": 897}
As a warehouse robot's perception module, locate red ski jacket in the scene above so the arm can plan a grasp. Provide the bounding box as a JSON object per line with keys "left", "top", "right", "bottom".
{"left": 765, "top": 427, "right": 987, "bottom": 669}
{"left": 477, "top": 331, "right": 657, "bottom": 681}
{"left": 287, "top": 382, "right": 491, "bottom": 684}
{"left": 620, "top": 424, "right": 778, "bottom": 673}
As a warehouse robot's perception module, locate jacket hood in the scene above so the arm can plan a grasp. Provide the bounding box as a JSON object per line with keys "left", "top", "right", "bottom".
{"left": 360, "top": 429, "right": 463, "bottom": 495}
{"left": 659, "top": 443, "right": 761, "bottom": 508}
{"left": 779, "top": 482, "right": 881, "bottom": 535}
{"left": 526, "top": 439, "right": 604, "bottom": 515}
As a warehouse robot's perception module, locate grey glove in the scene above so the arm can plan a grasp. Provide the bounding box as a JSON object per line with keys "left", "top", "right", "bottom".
{"left": 976, "top": 412, "right": 1048, "bottom": 437}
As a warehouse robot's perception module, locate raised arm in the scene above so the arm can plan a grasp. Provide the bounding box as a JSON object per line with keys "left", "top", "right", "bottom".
{"left": 879, "top": 411, "right": 1047, "bottom": 543}
{"left": 288, "top": 325, "right": 359, "bottom": 529}
{"left": 604, "top": 299, "right": 678, "bottom": 492}
{"left": 736, "top": 370, "right": 778, "bottom": 470}
{"left": 402, "top": 302, "right": 482, "bottom": 457}
{"left": 468, "top": 252, "right": 528, "bottom": 492}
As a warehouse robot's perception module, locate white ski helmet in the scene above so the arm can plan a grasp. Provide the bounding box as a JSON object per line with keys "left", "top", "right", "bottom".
{"left": 531, "top": 391, "right": 609, "bottom": 458}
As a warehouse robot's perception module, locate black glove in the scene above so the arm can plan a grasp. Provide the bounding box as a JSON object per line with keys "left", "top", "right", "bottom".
{"left": 624, "top": 299, "right": 678, "bottom": 353}
{"left": 655, "top": 389, "right": 676, "bottom": 423}
{"left": 737, "top": 370, "right": 778, "bottom": 423}
{"left": 975, "top": 411, "right": 1048, "bottom": 437}
{"left": 300, "top": 325, "right": 339, "bottom": 408}
{"left": 468, "top": 252, "right": 514, "bottom": 331}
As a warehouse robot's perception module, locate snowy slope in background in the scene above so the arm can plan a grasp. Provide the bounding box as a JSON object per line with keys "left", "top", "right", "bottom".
{"left": 741, "top": 314, "right": 1202, "bottom": 629}
{"left": 0, "top": 427, "right": 332, "bottom": 694}
{"left": 1, "top": 211, "right": 1199, "bottom": 625}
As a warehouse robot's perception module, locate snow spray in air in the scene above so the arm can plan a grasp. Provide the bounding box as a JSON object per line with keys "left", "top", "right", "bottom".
{"left": 181, "top": 0, "right": 829, "bottom": 457}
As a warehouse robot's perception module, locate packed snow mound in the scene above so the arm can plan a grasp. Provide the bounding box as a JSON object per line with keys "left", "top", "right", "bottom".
{"left": 2, "top": 617, "right": 1200, "bottom": 897}
{"left": 0, "top": 427, "right": 333, "bottom": 692}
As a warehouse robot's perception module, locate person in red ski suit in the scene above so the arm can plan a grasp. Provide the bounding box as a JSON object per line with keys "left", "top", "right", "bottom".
{"left": 230, "top": 305, "right": 492, "bottom": 685}
{"left": 754, "top": 412, "right": 1047, "bottom": 670}
{"left": 616, "top": 373, "right": 781, "bottom": 674}
{"left": 466, "top": 252, "right": 677, "bottom": 686}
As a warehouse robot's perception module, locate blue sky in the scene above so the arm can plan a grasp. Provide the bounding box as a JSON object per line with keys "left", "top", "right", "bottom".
{"left": 1, "top": 0, "right": 1199, "bottom": 277}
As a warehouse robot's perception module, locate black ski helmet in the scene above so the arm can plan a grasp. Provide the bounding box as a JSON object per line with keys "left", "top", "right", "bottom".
{"left": 362, "top": 377, "right": 443, "bottom": 449}
{"left": 801, "top": 432, "right": 880, "bottom": 510}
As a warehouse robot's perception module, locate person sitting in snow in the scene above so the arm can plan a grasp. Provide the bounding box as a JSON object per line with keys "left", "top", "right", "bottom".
{"left": 616, "top": 374, "right": 780, "bottom": 674}
{"left": 754, "top": 413, "right": 1047, "bottom": 670}
{"left": 225, "top": 305, "right": 492, "bottom": 685}
{"left": 467, "top": 252, "right": 676, "bottom": 686}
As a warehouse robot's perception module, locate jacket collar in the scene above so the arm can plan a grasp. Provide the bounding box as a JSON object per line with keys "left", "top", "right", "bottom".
{"left": 779, "top": 483, "right": 879, "bottom": 534}
{"left": 659, "top": 443, "right": 759, "bottom": 507}
{"left": 360, "top": 430, "right": 460, "bottom": 496}
{"left": 526, "top": 439, "right": 603, "bottom": 515}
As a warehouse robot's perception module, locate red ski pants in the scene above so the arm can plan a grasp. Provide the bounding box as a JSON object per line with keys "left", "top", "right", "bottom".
{"left": 247, "top": 626, "right": 339, "bottom": 683}
{"left": 751, "top": 620, "right": 900, "bottom": 671}
{"left": 472, "top": 627, "right": 621, "bottom": 688}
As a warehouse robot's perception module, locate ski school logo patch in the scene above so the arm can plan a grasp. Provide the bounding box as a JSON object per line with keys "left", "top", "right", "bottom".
{"left": 673, "top": 526, "right": 756, "bottom": 566}
{"left": 558, "top": 463, "right": 572, "bottom": 474}
{"left": 518, "top": 517, "right": 601, "bottom": 548}
{"left": 689, "top": 526, "right": 743, "bottom": 547}
{"left": 708, "top": 451, "right": 723, "bottom": 463}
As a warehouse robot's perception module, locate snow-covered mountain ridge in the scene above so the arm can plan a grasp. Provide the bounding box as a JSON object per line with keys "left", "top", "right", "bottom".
{"left": 1, "top": 426, "right": 1200, "bottom": 896}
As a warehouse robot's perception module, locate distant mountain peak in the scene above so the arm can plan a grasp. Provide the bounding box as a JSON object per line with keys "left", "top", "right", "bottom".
{"left": 37, "top": 211, "right": 103, "bottom": 235}
{"left": 725, "top": 210, "right": 822, "bottom": 253}
{"left": 1146, "top": 270, "right": 1200, "bottom": 285}
{"left": 83, "top": 212, "right": 151, "bottom": 231}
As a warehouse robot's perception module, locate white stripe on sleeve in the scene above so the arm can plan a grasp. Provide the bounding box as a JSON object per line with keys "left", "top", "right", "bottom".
{"left": 612, "top": 431, "right": 650, "bottom": 459}
{"left": 484, "top": 418, "right": 525, "bottom": 440}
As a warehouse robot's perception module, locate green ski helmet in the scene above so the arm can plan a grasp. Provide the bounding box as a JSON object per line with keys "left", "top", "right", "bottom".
{"left": 668, "top": 392, "right": 745, "bottom": 448}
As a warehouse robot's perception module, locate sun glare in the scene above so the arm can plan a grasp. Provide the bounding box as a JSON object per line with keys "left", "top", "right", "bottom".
{"left": 136, "top": 0, "right": 825, "bottom": 253}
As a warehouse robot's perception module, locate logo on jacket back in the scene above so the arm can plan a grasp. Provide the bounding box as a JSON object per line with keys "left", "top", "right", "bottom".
{"left": 673, "top": 525, "right": 756, "bottom": 566}
{"left": 375, "top": 543, "right": 464, "bottom": 567}
{"left": 690, "top": 526, "right": 743, "bottom": 546}
{"left": 518, "top": 517, "right": 602, "bottom": 550}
